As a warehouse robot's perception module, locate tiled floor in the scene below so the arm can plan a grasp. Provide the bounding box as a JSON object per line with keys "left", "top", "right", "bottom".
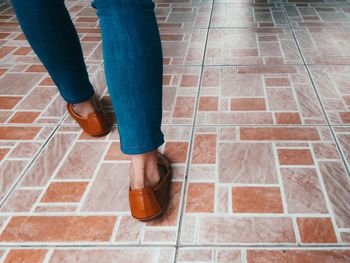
{"left": 0, "top": 0, "right": 350, "bottom": 262}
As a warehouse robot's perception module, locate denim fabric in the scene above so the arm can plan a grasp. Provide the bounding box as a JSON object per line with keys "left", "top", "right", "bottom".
{"left": 11, "top": 0, "right": 165, "bottom": 155}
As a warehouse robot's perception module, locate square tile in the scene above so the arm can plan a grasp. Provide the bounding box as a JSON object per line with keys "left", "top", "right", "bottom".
{"left": 205, "top": 27, "right": 302, "bottom": 65}
{"left": 284, "top": 3, "right": 350, "bottom": 27}
{"left": 196, "top": 65, "right": 326, "bottom": 125}
{"left": 155, "top": 1, "right": 212, "bottom": 28}
{"left": 211, "top": 3, "right": 288, "bottom": 27}
{"left": 180, "top": 126, "right": 350, "bottom": 245}
{"left": 294, "top": 27, "right": 350, "bottom": 64}
{"left": 0, "top": 125, "right": 191, "bottom": 245}
{"left": 308, "top": 65, "right": 350, "bottom": 124}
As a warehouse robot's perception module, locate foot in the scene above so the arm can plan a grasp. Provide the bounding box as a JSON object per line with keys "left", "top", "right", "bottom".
{"left": 129, "top": 149, "right": 162, "bottom": 190}
{"left": 72, "top": 94, "right": 102, "bottom": 117}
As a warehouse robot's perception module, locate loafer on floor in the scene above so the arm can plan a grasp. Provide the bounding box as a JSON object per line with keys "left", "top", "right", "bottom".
{"left": 67, "top": 102, "right": 113, "bottom": 137}
{"left": 129, "top": 152, "right": 173, "bottom": 221}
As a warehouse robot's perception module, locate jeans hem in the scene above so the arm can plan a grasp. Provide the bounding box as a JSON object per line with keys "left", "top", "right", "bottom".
{"left": 63, "top": 89, "right": 95, "bottom": 104}
{"left": 121, "top": 136, "right": 165, "bottom": 155}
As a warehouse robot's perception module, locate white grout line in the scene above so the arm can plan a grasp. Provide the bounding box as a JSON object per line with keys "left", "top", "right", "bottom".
{"left": 42, "top": 248, "right": 54, "bottom": 263}
{"left": 272, "top": 142, "right": 289, "bottom": 216}
{"left": 76, "top": 141, "right": 111, "bottom": 212}
{"left": 29, "top": 133, "right": 80, "bottom": 213}
{"left": 292, "top": 217, "right": 301, "bottom": 245}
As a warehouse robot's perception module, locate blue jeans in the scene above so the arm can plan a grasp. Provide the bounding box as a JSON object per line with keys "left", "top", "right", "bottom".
{"left": 11, "top": 0, "right": 164, "bottom": 155}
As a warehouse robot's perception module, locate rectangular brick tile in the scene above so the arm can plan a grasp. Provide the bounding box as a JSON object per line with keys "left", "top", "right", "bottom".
{"left": 8, "top": 112, "right": 40, "bottom": 123}
{"left": 0, "top": 216, "right": 116, "bottom": 242}
{"left": 0, "top": 96, "right": 22, "bottom": 109}
{"left": 41, "top": 182, "right": 88, "bottom": 203}
{"left": 275, "top": 112, "right": 302, "bottom": 124}
{"left": 297, "top": 217, "right": 337, "bottom": 244}
{"left": 185, "top": 183, "right": 214, "bottom": 213}
{"left": 247, "top": 250, "right": 350, "bottom": 263}
{"left": 240, "top": 127, "right": 320, "bottom": 141}
{"left": 196, "top": 217, "right": 295, "bottom": 244}
{"left": 231, "top": 98, "right": 266, "bottom": 111}
{"left": 0, "top": 127, "right": 40, "bottom": 140}
{"left": 278, "top": 149, "right": 314, "bottom": 165}
{"left": 4, "top": 249, "right": 47, "bottom": 263}
{"left": 199, "top": 96, "right": 218, "bottom": 111}
{"left": 232, "top": 187, "right": 283, "bottom": 213}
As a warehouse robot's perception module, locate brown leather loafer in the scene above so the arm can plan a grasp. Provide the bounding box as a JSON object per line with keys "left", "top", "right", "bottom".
{"left": 67, "top": 102, "right": 113, "bottom": 137}
{"left": 129, "top": 152, "right": 173, "bottom": 221}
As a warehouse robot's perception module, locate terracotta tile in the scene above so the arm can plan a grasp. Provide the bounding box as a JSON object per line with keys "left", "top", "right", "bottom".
{"left": 180, "top": 75, "right": 199, "bottom": 87}
{"left": 3, "top": 249, "right": 47, "bottom": 263}
{"left": 297, "top": 218, "right": 337, "bottom": 243}
{"left": 198, "top": 96, "right": 218, "bottom": 111}
{"left": 0, "top": 46, "right": 16, "bottom": 59}
{"left": 0, "top": 216, "right": 116, "bottom": 242}
{"left": 247, "top": 250, "right": 350, "bottom": 263}
{"left": 41, "top": 182, "right": 88, "bottom": 203}
{"left": 232, "top": 187, "right": 283, "bottom": 213}
{"left": 231, "top": 98, "right": 266, "bottom": 111}
{"left": 25, "top": 65, "right": 46, "bottom": 72}
{"left": 192, "top": 134, "right": 216, "bottom": 164}
{"left": 0, "top": 96, "right": 22, "bottom": 109}
{"left": 164, "top": 142, "right": 188, "bottom": 163}
{"left": 0, "top": 126, "right": 40, "bottom": 140}
{"left": 8, "top": 111, "right": 40, "bottom": 123}
{"left": 13, "top": 47, "right": 32, "bottom": 55}
{"left": 275, "top": 112, "right": 302, "bottom": 124}
{"left": 240, "top": 127, "right": 320, "bottom": 141}
{"left": 185, "top": 183, "right": 214, "bottom": 213}
{"left": 278, "top": 149, "right": 314, "bottom": 165}
{"left": 0, "top": 148, "right": 9, "bottom": 161}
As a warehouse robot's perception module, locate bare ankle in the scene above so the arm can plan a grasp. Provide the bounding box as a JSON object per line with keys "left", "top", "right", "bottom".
{"left": 72, "top": 95, "right": 101, "bottom": 116}
{"left": 129, "top": 150, "right": 161, "bottom": 190}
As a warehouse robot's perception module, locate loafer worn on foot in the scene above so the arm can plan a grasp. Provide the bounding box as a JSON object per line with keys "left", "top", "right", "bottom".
{"left": 129, "top": 152, "right": 173, "bottom": 221}
{"left": 67, "top": 102, "right": 112, "bottom": 137}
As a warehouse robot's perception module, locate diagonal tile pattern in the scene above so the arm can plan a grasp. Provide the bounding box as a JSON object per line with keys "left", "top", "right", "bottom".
{"left": 0, "top": 0, "right": 350, "bottom": 262}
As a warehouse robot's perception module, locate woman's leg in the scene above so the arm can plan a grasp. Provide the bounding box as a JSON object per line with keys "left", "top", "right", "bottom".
{"left": 11, "top": 0, "right": 96, "bottom": 107}
{"left": 91, "top": 0, "right": 165, "bottom": 188}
